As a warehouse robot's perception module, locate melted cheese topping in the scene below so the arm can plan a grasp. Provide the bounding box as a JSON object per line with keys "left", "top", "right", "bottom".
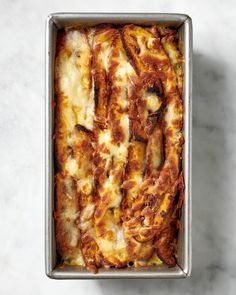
{"left": 157, "top": 26, "right": 184, "bottom": 94}
{"left": 93, "top": 35, "right": 134, "bottom": 265}
{"left": 54, "top": 25, "right": 184, "bottom": 273}
{"left": 65, "top": 157, "right": 78, "bottom": 177}
{"left": 56, "top": 30, "right": 94, "bottom": 131}
{"left": 145, "top": 92, "right": 162, "bottom": 112}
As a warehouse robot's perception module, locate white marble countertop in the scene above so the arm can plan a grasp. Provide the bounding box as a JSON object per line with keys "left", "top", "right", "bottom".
{"left": 1, "top": 0, "right": 236, "bottom": 294}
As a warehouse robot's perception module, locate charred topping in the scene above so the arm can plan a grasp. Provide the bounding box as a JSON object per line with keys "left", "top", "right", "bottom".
{"left": 75, "top": 124, "right": 91, "bottom": 133}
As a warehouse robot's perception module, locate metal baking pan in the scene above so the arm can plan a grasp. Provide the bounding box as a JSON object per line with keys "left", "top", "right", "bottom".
{"left": 45, "top": 13, "right": 192, "bottom": 279}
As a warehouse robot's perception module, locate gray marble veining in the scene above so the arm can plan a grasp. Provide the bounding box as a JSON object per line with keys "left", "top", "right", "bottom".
{"left": 0, "top": 0, "right": 235, "bottom": 294}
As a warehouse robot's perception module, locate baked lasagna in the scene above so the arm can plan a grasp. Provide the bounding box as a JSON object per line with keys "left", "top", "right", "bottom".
{"left": 54, "top": 24, "right": 184, "bottom": 273}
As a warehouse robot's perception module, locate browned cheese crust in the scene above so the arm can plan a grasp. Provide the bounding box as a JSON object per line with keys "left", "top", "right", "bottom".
{"left": 54, "top": 24, "right": 184, "bottom": 272}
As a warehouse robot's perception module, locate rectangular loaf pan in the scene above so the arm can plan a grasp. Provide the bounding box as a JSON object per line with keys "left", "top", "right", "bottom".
{"left": 45, "top": 13, "right": 192, "bottom": 279}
